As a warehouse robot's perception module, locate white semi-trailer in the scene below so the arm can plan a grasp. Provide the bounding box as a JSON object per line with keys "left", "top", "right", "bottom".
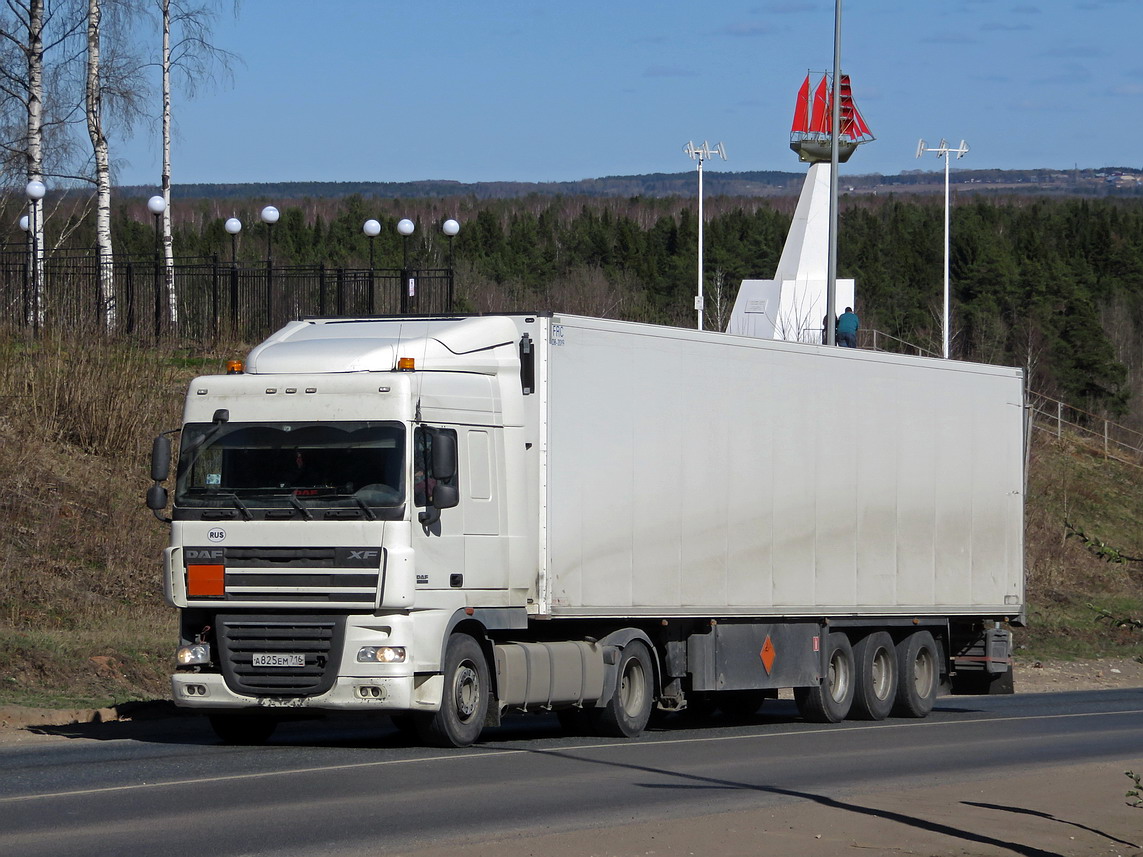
{"left": 147, "top": 313, "right": 1025, "bottom": 746}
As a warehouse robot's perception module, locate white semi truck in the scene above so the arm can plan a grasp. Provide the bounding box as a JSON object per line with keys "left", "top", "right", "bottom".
{"left": 147, "top": 313, "right": 1025, "bottom": 747}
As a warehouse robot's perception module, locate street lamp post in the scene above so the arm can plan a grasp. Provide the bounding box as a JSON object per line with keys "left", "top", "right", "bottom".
{"left": 397, "top": 218, "right": 415, "bottom": 313}
{"left": 916, "top": 138, "right": 969, "bottom": 359}
{"left": 683, "top": 141, "right": 727, "bottom": 330}
{"left": 18, "top": 214, "right": 30, "bottom": 328}
{"left": 148, "top": 195, "right": 167, "bottom": 340}
{"left": 826, "top": 0, "right": 843, "bottom": 348}
{"left": 25, "top": 179, "right": 45, "bottom": 333}
{"left": 363, "top": 219, "right": 381, "bottom": 313}
{"left": 442, "top": 218, "right": 460, "bottom": 312}
{"left": 260, "top": 205, "right": 279, "bottom": 330}
{"left": 225, "top": 217, "right": 242, "bottom": 333}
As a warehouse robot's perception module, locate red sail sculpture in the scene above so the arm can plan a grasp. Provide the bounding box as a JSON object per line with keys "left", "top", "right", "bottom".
{"left": 790, "top": 72, "right": 874, "bottom": 163}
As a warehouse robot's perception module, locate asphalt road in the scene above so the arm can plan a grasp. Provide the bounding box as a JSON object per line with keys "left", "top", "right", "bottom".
{"left": 2, "top": 689, "right": 1142, "bottom": 857}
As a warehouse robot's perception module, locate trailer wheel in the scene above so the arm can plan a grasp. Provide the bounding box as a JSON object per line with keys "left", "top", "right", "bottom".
{"left": 794, "top": 632, "right": 854, "bottom": 723}
{"left": 850, "top": 631, "right": 898, "bottom": 721}
{"left": 207, "top": 713, "right": 277, "bottom": 745}
{"left": 591, "top": 641, "right": 654, "bottom": 738}
{"left": 416, "top": 633, "right": 490, "bottom": 747}
{"left": 893, "top": 631, "right": 939, "bottom": 718}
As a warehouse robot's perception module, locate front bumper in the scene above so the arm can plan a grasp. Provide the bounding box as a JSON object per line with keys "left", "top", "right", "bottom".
{"left": 171, "top": 671, "right": 444, "bottom": 712}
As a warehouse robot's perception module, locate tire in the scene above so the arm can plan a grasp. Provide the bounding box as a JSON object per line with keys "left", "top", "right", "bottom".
{"left": 208, "top": 713, "right": 277, "bottom": 745}
{"left": 850, "top": 631, "right": 898, "bottom": 721}
{"left": 794, "top": 632, "right": 855, "bottom": 723}
{"left": 716, "top": 689, "right": 770, "bottom": 720}
{"left": 415, "top": 633, "right": 490, "bottom": 747}
{"left": 893, "top": 631, "right": 939, "bottom": 718}
{"left": 590, "top": 640, "right": 655, "bottom": 738}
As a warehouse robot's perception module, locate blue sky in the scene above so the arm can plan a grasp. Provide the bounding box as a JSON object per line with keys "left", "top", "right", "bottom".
{"left": 115, "top": 0, "right": 1143, "bottom": 187}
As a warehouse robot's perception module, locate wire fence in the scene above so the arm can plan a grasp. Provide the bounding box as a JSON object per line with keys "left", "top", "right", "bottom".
{"left": 1027, "top": 393, "right": 1143, "bottom": 469}
{"left": 0, "top": 249, "right": 455, "bottom": 343}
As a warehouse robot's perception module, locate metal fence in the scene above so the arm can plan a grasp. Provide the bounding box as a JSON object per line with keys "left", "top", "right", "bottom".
{"left": 0, "top": 250, "right": 455, "bottom": 342}
{"left": 1028, "top": 393, "right": 1143, "bottom": 469}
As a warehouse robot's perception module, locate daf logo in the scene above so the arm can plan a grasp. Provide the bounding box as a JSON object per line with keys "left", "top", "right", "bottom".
{"left": 349, "top": 550, "right": 379, "bottom": 561}
{"left": 207, "top": 528, "right": 226, "bottom": 543}
{"left": 186, "top": 548, "right": 224, "bottom": 561}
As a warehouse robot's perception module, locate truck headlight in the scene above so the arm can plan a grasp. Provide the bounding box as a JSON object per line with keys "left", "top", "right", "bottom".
{"left": 357, "top": 646, "right": 406, "bottom": 664}
{"left": 176, "top": 643, "right": 211, "bottom": 666}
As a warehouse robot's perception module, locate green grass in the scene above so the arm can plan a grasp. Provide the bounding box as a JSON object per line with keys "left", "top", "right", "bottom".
{"left": 0, "top": 622, "right": 175, "bottom": 709}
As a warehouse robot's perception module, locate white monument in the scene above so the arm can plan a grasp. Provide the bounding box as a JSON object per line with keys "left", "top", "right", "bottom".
{"left": 728, "top": 72, "right": 872, "bottom": 344}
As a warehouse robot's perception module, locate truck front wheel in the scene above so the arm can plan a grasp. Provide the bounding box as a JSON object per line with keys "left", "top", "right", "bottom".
{"left": 893, "top": 630, "right": 939, "bottom": 718}
{"left": 416, "top": 633, "right": 490, "bottom": 748}
{"left": 794, "top": 632, "right": 855, "bottom": 723}
{"left": 590, "top": 640, "right": 654, "bottom": 738}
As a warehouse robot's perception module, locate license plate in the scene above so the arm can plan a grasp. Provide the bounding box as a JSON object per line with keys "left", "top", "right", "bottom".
{"left": 252, "top": 652, "right": 305, "bottom": 668}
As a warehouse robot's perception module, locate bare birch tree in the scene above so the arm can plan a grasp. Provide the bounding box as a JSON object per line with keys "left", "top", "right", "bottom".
{"left": 82, "top": 0, "right": 148, "bottom": 332}
{"left": 86, "top": 0, "right": 114, "bottom": 327}
{"left": 158, "top": 0, "right": 237, "bottom": 323}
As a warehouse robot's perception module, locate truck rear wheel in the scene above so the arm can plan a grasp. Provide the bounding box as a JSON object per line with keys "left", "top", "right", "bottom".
{"left": 794, "top": 632, "right": 854, "bottom": 723}
{"left": 590, "top": 640, "right": 654, "bottom": 738}
{"left": 416, "top": 633, "right": 490, "bottom": 748}
{"left": 893, "top": 631, "right": 939, "bottom": 718}
{"left": 850, "top": 631, "right": 897, "bottom": 720}
{"left": 207, "top": 713, "right": 277, "bottom": 745}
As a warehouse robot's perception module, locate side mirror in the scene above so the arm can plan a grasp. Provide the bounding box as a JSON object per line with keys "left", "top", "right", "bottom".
{"left": 431, "top": 430, "right": 457, "bottom": 481}
{"left": 147, "top": 483, "right": 168, "bottom": 512}
{"left": 151, "top": 435, "right": 172, "bottom": 482}
{"left": 148, "top": 434, "right": 174, "bottom": 523}
{"left": 428, "top": 430, "right": 458, "bottom": 509}
{"left": 432, "top": 482, "right": 459, "bottom": 510}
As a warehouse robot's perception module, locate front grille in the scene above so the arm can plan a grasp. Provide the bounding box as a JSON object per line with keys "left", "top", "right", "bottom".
{"left": 185, "top": 546, "right": 381, "bottom": 604}
{"left": 215, "top": 614, "right": 346, "bottom": 696}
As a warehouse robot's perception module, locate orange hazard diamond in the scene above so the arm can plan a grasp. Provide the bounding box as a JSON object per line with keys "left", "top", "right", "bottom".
{"left": 759, "top": 635, "right": 776, "bottom": 675}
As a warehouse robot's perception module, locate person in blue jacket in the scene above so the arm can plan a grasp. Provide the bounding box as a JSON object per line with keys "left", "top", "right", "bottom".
{"left": 836, "top": 306, "right": 859, "bottom": 348}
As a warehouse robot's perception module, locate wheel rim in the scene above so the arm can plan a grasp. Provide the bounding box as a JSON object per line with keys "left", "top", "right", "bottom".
{"left": 912, "top": 647, "right": 935, "bottom": 697}
{"left": 871, "top": 646, "right": 893, "bottom": 700}
{"left": 453, "top": 660, "right": 480, "bottom": 721}
{"left": 827, "top": 649, "right": 851, "bottom": 703}
{"left": 619, "top": 656, "right": 648, "bottom": 717}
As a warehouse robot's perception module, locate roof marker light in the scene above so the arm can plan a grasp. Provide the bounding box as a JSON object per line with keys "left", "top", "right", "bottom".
{"left": 397, "top": 358, "right": 415, "bottom": 371}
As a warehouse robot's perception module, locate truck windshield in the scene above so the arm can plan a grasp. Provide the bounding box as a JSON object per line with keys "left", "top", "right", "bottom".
{"left": 175, "top": 421, "right": 405, "bottom": 515}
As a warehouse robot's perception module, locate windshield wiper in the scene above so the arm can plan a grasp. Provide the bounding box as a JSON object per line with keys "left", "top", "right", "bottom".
{"left": 289, "top": 495, "right": 313, "bottom": 520}
{"left": 353, "top": 497, "right": 377, "bottom": 521}
{"left": 219, "top": 492, "right": 253, "bottom": 521}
